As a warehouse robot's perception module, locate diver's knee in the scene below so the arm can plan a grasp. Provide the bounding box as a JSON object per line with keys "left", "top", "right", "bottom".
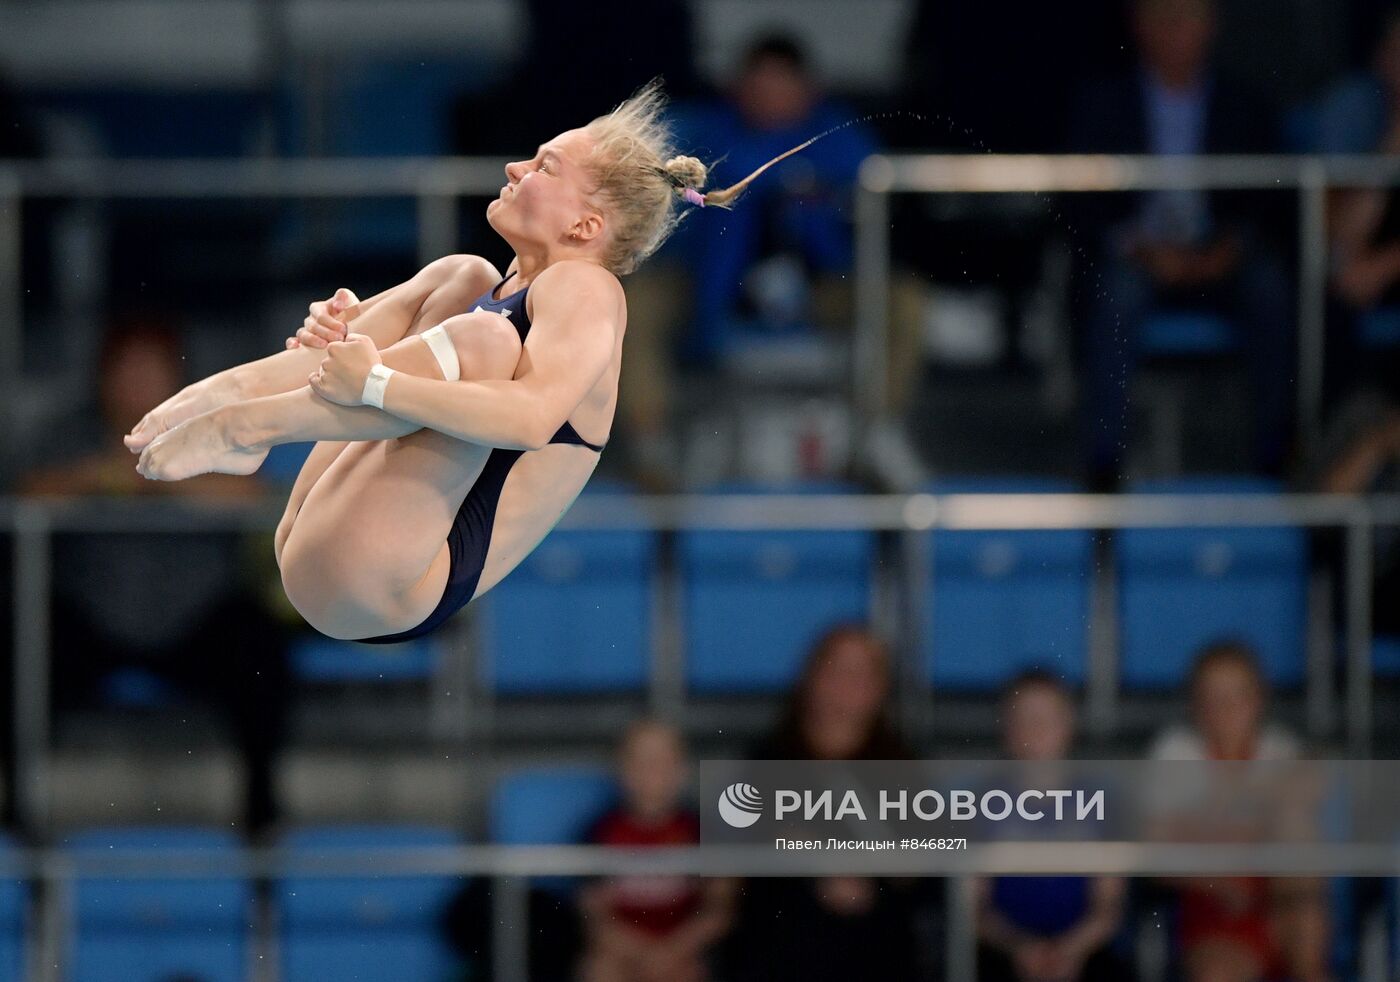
{"left": 438, "top": 311, "right": 522, "bottom": 378}
{"left": 423, "top": 253, "right": 494, "bottom": 291}
{"left": 417, "top": 255, "right": 500, "bottom": 315}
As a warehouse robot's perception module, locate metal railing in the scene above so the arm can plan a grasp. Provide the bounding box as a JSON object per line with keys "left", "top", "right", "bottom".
{"left": 2, "top": 152, "right": 1399, "bottom": 451}
{"left": 4, "top": 153, "right": 1400, "bottom": 980}
{"left": 0, "top": 156, "right": 503, "bottom": 383}
{"left": 4, "top": 841, "right": 1398, "bottom": 982}
{"left": 7, "top": 491, "right": 1400, "bottom": 834}
{"left": 854, "top": 153, "right": 1400, "bottom": 461}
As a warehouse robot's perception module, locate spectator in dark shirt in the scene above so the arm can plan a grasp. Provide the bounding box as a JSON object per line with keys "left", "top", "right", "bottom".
{"left": 895, "top": 0, "right": 1130, "bottom": 154}
{"left": 620, "top": 34, "right": 928, "bottom": 491}
{"left": 719, "top": 624, "right": 927, "bottom": 982}
{"left": 454, "top": 0, "right": 703, "bottom": 160}
{"left": 1303, "top": 388, "right": 1400, "bottom": 637}
{"left": 1325, "top": 17, "right": 1400, "bottom": 300}
{"left": 1068, "top": 0, "right": 1293, "bottom": 485}
{"left": 19, "top": 314, "right": 291, "bottom": 831}
{"left": 1316, "top": 9, "right": 1400, "bottom": 399}
{"left": 749, "top": 622, "right": 912, "bottom": 762}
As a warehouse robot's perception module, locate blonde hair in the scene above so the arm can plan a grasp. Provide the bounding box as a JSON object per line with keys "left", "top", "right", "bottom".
{"left": 581, "top": 77, "right": 827, "bottom": 276}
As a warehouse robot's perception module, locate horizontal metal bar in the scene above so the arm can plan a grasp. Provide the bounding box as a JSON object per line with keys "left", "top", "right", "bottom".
{"left": 862, "top": 153, "right": 1400, "bottom": 194}
{"left": 4, "top": 843, "right": 1399, "bottom": 879}
{"left": 0, "top": 157, "right": 508, "bottom": 199}
{"left": 2, "top": 153, "right": 1400, "bottom": 201}
{"left": 2, "top": 493, "right": 1398, "bottom": 533}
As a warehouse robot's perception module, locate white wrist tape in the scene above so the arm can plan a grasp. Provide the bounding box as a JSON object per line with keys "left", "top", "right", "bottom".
{"left": 420, "top": 324, "right": 461, "bottom": 381}
{"left": 361, "top": 363, "right": 395, "bottom": 409}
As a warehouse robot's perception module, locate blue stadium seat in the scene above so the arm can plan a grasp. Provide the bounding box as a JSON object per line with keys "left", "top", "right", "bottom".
{"left": 478, "top": 483, "right": 655, "bottom": 693}
{"left": 68, "top": 828, "right": 251, "bottom": 982}
{"left": 277, "top": 825, "right": 461, "bottom": 982}
{"left": 1373, "top": 635, "right": 1400, "bottom": 676}
{"left": 1357, "top": 307, "right": 1400, "bottom": 348}
{"left": 33, "top": 88, "right": 269, "bottom": 158}
{"left": 679, "top": 480, "right": 875, "bottom": 692}
{"left": 1282, "top": 101, "right": 1323, "bottom": 153}
{"left": 490, "top": 767, "right": 617, "bottom": 847}
{"left": 1116, "top": 477, "right": 1308, "bottom": 688}
{"left": 98, "top": 667, "right": 184, "bottom": 710}
{"left": 290, "top": 634, "right": 443, "bottom": 683}
{"left": 0, "top": 834, "right": 27, "bottom": 982}
{"left": 491, "top": 767, "right": 617, "bottom": 894}
{"left": 1326, "top": 878, "right": 1359, "bottom": 979}
{"left": 276, "top": 57, "right": 485, "bottom": 260}
{"left": 260, "top": 442, "right": 316, "bottom": 487}
{"left": 922, "top": 479, "right": 1093, "bottom": 689}
{"left": 1140, "top": 311, "right": 1237, "bottom": 356}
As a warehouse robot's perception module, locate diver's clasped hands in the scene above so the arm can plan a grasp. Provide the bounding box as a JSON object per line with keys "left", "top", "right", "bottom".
{"left": 286, "top": 287, "right": 361, "bottom": 349}
{"left": 307, "top": 332, "right": 382, "bottom": 407}
{"left": 291, "top": 285, "right": 386, "bottom": 407}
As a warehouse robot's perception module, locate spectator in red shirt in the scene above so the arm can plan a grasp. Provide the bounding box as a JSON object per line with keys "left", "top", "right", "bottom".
{"left": 576, "top": 719, "right": 737, "bottom": 982}
{"left": 1148, "top": 642, "right": 1332, "bottom": 982}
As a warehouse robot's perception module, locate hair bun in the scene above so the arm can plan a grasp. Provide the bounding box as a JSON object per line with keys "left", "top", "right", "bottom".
{"left": 663, "top": 155, "right": 707, "bottom": 190}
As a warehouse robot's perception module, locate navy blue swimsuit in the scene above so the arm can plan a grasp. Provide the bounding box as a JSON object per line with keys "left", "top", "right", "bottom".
{"left": 358, "top": 273, "right": 606, "bottom": 644}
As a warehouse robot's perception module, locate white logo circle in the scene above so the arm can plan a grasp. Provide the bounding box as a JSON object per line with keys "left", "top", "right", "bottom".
{"left": 717, "top": 783, "right": 764, "bottom": 828}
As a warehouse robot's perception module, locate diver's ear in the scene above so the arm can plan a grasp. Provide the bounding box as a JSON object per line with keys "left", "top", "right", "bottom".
{"left": 572, "top": 211, "right": 604, "bottom": 244}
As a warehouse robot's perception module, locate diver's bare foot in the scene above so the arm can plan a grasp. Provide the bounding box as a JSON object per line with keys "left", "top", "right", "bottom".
{"left": 125, "top": 377, "right": 239, "bottom": 454}
{"left": 136, "top": 409, "right": 268, "bottom": 481}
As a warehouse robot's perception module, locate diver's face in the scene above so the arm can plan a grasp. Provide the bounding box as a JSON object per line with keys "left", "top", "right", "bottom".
{"left": 488, "top": 128, "right": 601, "bottom": 248}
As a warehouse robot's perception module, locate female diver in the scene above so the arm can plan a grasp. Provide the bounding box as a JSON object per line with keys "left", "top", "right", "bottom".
{"left": 123, "top": 79, "right": 817, "bottom": 643}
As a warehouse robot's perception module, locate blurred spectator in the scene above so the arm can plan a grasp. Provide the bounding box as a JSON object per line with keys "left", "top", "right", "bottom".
{"left": 717, "top": 625, "right": 927, "bottom": 981}
{"left": 1149, "top": 641, "right": 1332, "bottom": 982}
{"left": 1303, "top": 387, "right": 1400, "bottom": 637}
{"left": 0, "top": 61, "right": 59, "bottom": 374}
{"left": 720, "top": 875, "right": 923, "bottom": 982}
{"left": 1314, "top": 6, "right": 1400, "bottom": 156}
{"left": 576, "top": 719, "right": 736, "bottom": 982}
{"left": 0, "top": 67, "right": 37, "bottom": 160}
{"left": 974, "top": 671, "right": 1132, "bottom": 982}
{"left": 872, "top": 3, "right": 1129, "bottom": 398}
{"left": 454, "top": 0, "right": 703, "bottom": 160}
{"left": 19, "top": 314, "right": 291, "bottom": 831}
{"left": 894, "top": 0, "right": 1130, "bottom": 153}
{"left": 1148, "top": 640, "right": 1299, "bottom": 762}
{"left": 1318, "top": 9, "right": 1400, "bottom": 398}
{"left": 749, "top": 622, "right": 912, "bottom": 761}
{"left": 620, "top": 34, "right": 928, "bottom": 491}
{"left": 452, "top": 0, "right": 704, "bottom": 300}
{"left": 1068, "top": 0, "right": 1293, "bottom": 485}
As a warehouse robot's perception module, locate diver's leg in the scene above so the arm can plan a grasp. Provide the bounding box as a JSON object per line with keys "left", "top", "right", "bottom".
{"left": 126, "top": 254, "right": 500, "bottom": 451}
{"left": 273, "top": 268, "right": 504, "bottom": 562}
{"left": 274, "top": 316, "right": 524, "bottom": 640}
